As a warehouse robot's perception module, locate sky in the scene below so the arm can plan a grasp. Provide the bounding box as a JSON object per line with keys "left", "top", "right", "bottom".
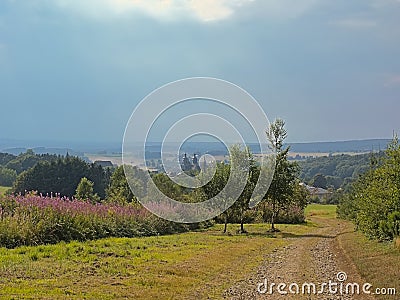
{"left": 0, "top": 0, "right": 399, "bottom": 145}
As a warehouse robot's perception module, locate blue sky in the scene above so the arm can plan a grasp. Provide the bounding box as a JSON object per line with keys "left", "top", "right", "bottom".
{"left": 0, "top": 0, "right": 399, "bottom": 144}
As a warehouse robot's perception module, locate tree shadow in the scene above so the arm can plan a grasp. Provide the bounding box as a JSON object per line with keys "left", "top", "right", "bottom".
{"left": 200, "top": 230, "right": 343, "bottom": 241}
{"left": 231, "top": 231, "right": 336, "bottom": 239}
{"left": 280, "top": 232, "right": 335, "bottom": 239}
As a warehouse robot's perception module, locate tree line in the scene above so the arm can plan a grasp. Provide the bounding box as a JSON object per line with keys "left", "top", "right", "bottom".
{"left": 13, "top": 155, "right": 112, "bottom": 199}
{"left": 337, "top": 137, "right": 400, "bottom": 241}
{"left": 0, "top": 150, "right": 59, "bottom": 187}
{"left": 298, "top": 151, "right": 382, "bottom": 190}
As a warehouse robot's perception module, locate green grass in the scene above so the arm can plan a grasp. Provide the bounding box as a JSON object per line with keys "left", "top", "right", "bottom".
{"left": 306, "top": 204, "right": 399, "bottom": 298}
{"left": 0, "top": 221, "right": 320, "bottom": 299}
{"left": 0, "top": 186, "right": 10, "bottom": 196}
{"left": 337, "top": 222, "right": 400, "bottom": 299}
{"left": 8, "top": 204, "right": 388, "bottom": 299}
{"left": 305, "top": 203, "right": 337, "bottom": 219}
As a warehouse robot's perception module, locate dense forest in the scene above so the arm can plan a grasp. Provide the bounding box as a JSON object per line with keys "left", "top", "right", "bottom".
{"left": 0, "top": 150, "right": 59, "bottom": 187}
{"left": 12, "top": 155, "right": 112, "bottom": 199}
{"left": 298, "top": 152, "right": 385, "bottom": 190}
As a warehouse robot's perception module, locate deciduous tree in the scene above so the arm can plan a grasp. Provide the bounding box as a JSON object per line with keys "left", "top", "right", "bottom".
{"left": 264, "top": 119, "right": 299, "bottom": 231}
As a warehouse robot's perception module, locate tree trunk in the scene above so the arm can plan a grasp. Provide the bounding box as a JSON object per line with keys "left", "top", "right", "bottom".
{"left": 271, "top": 201, "right": 276, "bottom": 231}
{"left": 223, "top": 212, "right": 228, "bottom": 233}
{"left": 240, "top": 208, "right": 246, "bottom": 233}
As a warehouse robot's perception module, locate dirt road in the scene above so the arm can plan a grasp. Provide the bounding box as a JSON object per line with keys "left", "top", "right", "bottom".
{"left": 224, "top": 217, "right": 376, "bottom": 300}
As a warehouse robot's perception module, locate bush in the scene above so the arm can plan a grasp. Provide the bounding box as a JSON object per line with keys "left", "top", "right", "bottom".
{"left": 0, "top": 195, "right": 192, "bottom": 248}
{"left": 379, "top": 211, "right": 400, "bottom": 240}
{"left": 261, "top": 203, "right": 306, "bottom": 224}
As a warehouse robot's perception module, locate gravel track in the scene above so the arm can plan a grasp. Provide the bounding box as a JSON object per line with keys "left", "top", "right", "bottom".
{"left": 223, "top": 218, "right": 376, "bottom": 300}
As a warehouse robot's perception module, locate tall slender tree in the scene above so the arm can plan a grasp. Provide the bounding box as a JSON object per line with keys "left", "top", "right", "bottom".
{"left": 230, "top": 145, "right": 258, "bottom": 233}
{"left": 265, "top": 119, "right": 299, "bottom": 231}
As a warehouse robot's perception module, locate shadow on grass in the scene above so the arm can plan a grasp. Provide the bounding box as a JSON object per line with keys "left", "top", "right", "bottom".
{"left": 280, "top": 232, "right": 335, "bottom": 239}
{"left": 225, "top": 231, "right": 336, "bottom": 239}
{"left": 203, "top": 231, "right": 335, "bottom": 239}
{"left": 202, "top": 231, "right": 335, "bottom": 239}
{"left": 197, "top": 220, "right": 338, "bottom": 239}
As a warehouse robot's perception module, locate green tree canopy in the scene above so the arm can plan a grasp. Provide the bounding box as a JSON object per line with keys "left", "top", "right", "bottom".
{"left": 75, "top": 177, "right": 100, "bottom": 203}
{"left": 106, "top": 165, "right": 144, "bottom": 204}
{"left": 5, "top": 150, "right": 58, "bottom": 174}
{"left": 13, "top": 156, "right": 110, "bottom": 199}
{"left": 0, "top": 153, "right": 16, "bottom": 166}
{"left": 311, "top": 173, "right": 327, "bottom": 189}
{"left": 0, "top": 167, "right": 17, "bottom": 187}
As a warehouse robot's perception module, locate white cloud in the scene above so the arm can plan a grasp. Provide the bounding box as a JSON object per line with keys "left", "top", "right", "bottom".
{"left": 49, "top": 0, "right": 319, "bottom": 22}
{"left": 51, "top": 0, "right": 255, "bottom": 22}
{"left": 189, "top": 0, "right": 233, "bottom": 22}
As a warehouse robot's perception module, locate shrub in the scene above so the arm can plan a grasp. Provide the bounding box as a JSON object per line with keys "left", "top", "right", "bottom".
{"left": 379, "top": 211, "right": 400, "bottom": 240}
{"left": 260, "top": 203, "right": 305, "bottom": 224}
{"left": 0, "top": 194, "right": 191, "bottom": 248}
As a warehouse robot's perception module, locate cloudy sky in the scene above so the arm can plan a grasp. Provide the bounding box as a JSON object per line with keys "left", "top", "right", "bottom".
{"left": 0, "top": 0, "right": 399, "bottom": 145}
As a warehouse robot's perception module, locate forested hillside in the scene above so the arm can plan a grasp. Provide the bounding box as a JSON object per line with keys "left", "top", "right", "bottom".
{"left": 298, "top": 152, "right": 384, "bottom": 189}
{"left": 0, "top": 150, "right": 59, "bottom": 187}
{"left": 13, "top": 156, "right": 112, "bottom": 199}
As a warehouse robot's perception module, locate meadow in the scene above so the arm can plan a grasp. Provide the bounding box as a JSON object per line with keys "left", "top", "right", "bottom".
{"left": 337, "top": 222, "right": 400, "bottom": 299}
{"left": 0, "top": 204, "right": 398, "bottom": 299}
{"left": 0, "top": 202, "right": 317, "bottom": 299}
{"left": 0, "top": 223, "right": 315, "bottom": 299}
{"left": 0, "top": 186, "right": 9, "bottom": 196}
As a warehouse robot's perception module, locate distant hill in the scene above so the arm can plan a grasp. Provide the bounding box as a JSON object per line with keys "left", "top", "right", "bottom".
{"left": 1, "top": 147, "right": 84, "bottom": 157}
{"left": 287, "top": 139, "right": 391, "bottom": 153}
{"left": 146, "top": 139, "right": 392, "bottom": 156}
{"left": 0, "top": 138, "right": 392, "bottom": 157}
{"left": 0, "top": 139, "right": 121, "bottom": 157}
{"left": 298, "top": 151, "right": 386, "bottom": 190}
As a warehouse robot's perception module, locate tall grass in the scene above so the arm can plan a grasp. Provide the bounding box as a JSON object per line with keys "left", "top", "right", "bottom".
{"left": 0, "top": 186, "right": 9, "bottom": 196}
{"left": 0, "top": 194, "right": 190, "bottom": 248}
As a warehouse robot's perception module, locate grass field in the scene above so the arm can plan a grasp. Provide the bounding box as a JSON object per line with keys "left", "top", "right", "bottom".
{"left": 0, "top": 186, "right": 10, "bottom": 196}
{"left": 337, "top": 223, "right": 400, "bottom": 299}
{"left": 305, "top": 203, "right": 337, "bottom": 219}
{"left": 0, "top": 218, "right": 316, "bottom": 299}
{"left": 0, "top": 204, "right": 398, "bottom": 299}
{"left": 0, "top": 224, "right": 309, "bottom": 299}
